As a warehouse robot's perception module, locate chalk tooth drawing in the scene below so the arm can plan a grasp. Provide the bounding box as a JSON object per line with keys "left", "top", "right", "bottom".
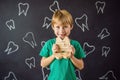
{"left": 25, "top": 57, "right": 35, "bottom": 69}
{"left": 4, "top": 71, "right": 17, "bottom": 80}
{"left": 41, "top": 67, "right": 50, "bottom": 80}
{"left": 41, "top": 41, "right": 46, "bottom": 47}
{"left": 95, "top": 1, "right": 106, "bottom": 14}
{"left": 83, "top": 42, "right": 95, "bottom": 56}
{"left": 5, "top": 19, "right": 15, "bottom": 30}
{"left": 97, "top": 28, "right": 110, "bottom": 40}
{"left": 42, "top": 17, "right": 51, "bottom": 29}
{"left": 18, "top": 2, "right": 29, "bottom": 16}
{"left": 49, "top": 0, "right": 60, "bottom": 13}
{"left": 23, "top": 32, "right": 37, "bottom": 48}
{"left": 75, "top": 69, "right": 82, "bottom": 80}
{"left": 75, "top": 14, "right": 89, "bottom": 32}
{"left": 99, "top": 70, "right": 117, "bottom": 80}
{"left": 4, "top": 41, "right": 19, "bottom": 55}
{"left": 102, "top": 46, "right": 110, "bottom": 57}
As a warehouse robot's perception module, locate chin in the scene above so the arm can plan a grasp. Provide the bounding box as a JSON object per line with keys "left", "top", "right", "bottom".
{"left": 60, "top": 36, "right": 66, "bottom": 39}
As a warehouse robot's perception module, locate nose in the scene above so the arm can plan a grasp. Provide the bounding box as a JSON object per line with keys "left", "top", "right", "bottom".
{"left": 59, "top": 27, "right": 65, "bottom": 33}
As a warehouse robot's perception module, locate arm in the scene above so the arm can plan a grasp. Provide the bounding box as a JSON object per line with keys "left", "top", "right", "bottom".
{"left": 40, "top": 55, "right": 55, "bottom": 68}
{"left": 70, "top": 55, "right": 84, "bottom": 70}
{"left": 40, "top": 44, "right": 61, "bottom": 68}
{"left": 68, "top": 45, "right": 85, "bottom": 70}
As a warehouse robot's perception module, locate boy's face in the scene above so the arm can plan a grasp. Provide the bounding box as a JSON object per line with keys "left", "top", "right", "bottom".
{"left": 52, "top": 21, "right": 73, "bottom": 39}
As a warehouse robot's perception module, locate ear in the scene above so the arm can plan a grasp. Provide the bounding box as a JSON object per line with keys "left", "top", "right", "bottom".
{"left": 70, "top": 25, "right": 73, "bottom": 30}
{"left": 52, "top": 26, "right": 54, "bottom": 30}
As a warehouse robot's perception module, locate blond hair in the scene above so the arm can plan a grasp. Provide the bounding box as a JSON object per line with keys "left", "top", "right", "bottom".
{"left": 51, "top": 9, "right": 73, "bottom": 27}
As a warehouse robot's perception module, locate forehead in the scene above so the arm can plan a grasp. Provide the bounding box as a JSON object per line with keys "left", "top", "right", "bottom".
{"left": 53, "top": 19, "right": 70, "bottom": 27}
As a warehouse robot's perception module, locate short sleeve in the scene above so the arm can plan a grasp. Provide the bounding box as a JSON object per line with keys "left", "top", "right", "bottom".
{"left": 39, "top": 39, "right": 56, "bottom": 57}
{"left": 39, "top": 41, "right": 50, "bottom": 57}
{"left": 76, "top": 42, "right": 86, "bottom": 58}
{"left": 71, "top": 40, "right": 86, "bottom": 59}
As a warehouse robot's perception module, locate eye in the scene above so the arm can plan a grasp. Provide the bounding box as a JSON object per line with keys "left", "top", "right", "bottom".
{"left": 55, "top": 26, "right": 60, "bottom": 29}
{"left": 64, "top": 26, "right": 68, "bottom": 28}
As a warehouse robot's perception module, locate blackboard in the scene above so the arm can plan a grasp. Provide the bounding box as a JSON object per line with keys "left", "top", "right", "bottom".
{"left": 0, "top": 0, "right": 119, "bottom": 80}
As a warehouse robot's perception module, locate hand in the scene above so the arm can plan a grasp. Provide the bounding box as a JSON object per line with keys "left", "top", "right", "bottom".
{"left": 52, "top": 44, "right": 62, "bottom": 59}
{"left": 68, "top": 45, "right": 75, "bottom": 55}
{"left": 58, "top": 45, "right": 75, "bottom": 59}
{"left": 62, "top": 52, "right": 72, "bottom": 59}
{"left": 52, "top": 44, "right": 60, "bottom": 53}
{"left": 53, "top": 53, "right": 63, "bottom": 59}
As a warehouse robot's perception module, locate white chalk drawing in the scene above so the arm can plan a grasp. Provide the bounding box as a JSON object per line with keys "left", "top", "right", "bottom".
{"left": 95, "top": 1, "right": 106, "bottom": 14}
{"left": 102, "top": 46, "right": 110, "bottom": 57}
{"left": 99, "top": 70, "right": 117, "bottom": 80}
{"left": 4, "top": 71, "right": 17, "bottom": 80}
{"left": 97, "top": 28, "right": 110, "bottom": 40}
{"left": 5, "top": 19, "right": 15, "bottom": 30}
{"left": 83, "top": 42, "right": 95, "bottom": 56}
{"left": 18, "top": 2, "right": 29, "bottom": 16}
{"left": 75, "top": 69, "right": 82, "bottom": 80}
{"left": 25, "top": 57, "right": 35, "bottom": 69}
{"left": 75, "top": 14, "right": 89, "bottom": 32}
{"left": 4, "top": 41, "right": 19, "bottom": 55}
{"left": 41, "top": 41, "right": 46, "bottom": 47}
{"left": 49, "top": 1, "right": 60, "bottom": 13}
{"left": 41, "top": 67, "right": 50, "bottom": 80}
{"left": 42, "top": 17, "right": 51, "bottom": 29}
{"left": 23, "top": 32, "right": 37, "bottom": 48}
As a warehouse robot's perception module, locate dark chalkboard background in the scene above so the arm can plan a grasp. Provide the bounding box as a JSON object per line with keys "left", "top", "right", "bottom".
{"left": 0, "top": 0, "right": 119, "bottom": 80}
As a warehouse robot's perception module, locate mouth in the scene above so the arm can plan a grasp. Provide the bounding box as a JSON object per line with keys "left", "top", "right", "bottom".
{"left": 59, "top": 33, "right": 66, "bottom": 36}
{"left": 58, "top": 34, "right": 66, "bottom": 39}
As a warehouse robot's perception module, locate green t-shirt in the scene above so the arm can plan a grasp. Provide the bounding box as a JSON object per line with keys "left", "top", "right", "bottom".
{"left": 39, "top": 38, "right": 86, "bottom": 80}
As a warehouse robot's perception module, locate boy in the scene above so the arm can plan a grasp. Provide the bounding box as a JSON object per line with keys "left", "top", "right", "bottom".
{"left": 40, "top": 9, "right": 86, "bottom": 80}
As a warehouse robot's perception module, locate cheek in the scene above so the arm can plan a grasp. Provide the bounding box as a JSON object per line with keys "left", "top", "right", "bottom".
{"left": 53, "top": 30, "right": 58, "bottom": 35}
{"left": 66, "top": 29, "right": 71, "bottom": 33}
